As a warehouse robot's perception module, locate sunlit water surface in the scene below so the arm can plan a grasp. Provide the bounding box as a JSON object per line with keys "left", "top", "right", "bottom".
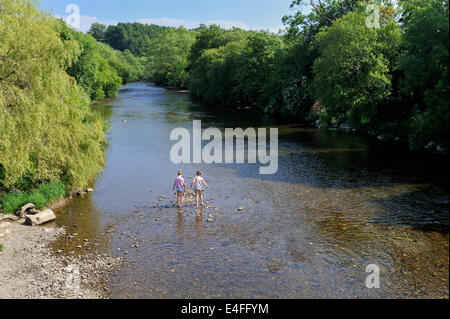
{"left": 54, "top": 83, "right": 449, "bottom": 298}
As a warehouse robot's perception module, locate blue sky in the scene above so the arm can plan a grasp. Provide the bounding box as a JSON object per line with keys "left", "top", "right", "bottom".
{"left": 39, "top": 0, "right": 296, "bottom": 32}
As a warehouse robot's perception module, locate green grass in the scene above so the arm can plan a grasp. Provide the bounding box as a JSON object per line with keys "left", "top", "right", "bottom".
{"left": 0, "top": 182, "right": 66, "bottom": 214}
{"left": 0, "top": 243, "right": 4, "bottom": 252}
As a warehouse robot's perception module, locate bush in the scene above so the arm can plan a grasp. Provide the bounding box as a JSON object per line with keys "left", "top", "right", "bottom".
{"left": 0, "top": 0, "right": 107, "bottom": 189}
{"left": 38, "top": 182, "right": 66, "bottom": 203}
{"left": 0, "top": 182, "right": 66, "bottom": 214}
{"left": 0, "top": 193, "right": 28, "bottom": 214}
{"left": 27, "top": 191, "right": 47, "bottom": 209}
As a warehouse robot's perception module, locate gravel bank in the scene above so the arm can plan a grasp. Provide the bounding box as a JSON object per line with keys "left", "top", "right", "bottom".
{"left": 0, "top": 221, "right": 122, "bottom": 299}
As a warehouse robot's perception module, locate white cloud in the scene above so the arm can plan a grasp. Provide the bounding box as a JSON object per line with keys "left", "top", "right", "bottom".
{"left": 137, "top": 17, "right": 201, "bottom": 29}
{"left": 137, "top": 17, "right": 251, "bottom": 30}
{"left": 55, "top": 13, "right": 283, "bottom": 34}
{"left": 252, "top": 25, "right": 286, "bottom": 34}
{"left": 203, "top": 19, "right": 250, "bottom": 30}
{"left": 137, "top": 17, "right": 285, "bottom": 33}
{"left": 81, "top": 16, "right": 118, "bottom": 32}
{"left": 55, "top": 14, "right": 118, "bottom": 32}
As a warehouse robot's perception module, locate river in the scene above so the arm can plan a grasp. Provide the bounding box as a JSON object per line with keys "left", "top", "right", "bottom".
{"left": 53, "top": 82, "right": 449, "bottom": 298}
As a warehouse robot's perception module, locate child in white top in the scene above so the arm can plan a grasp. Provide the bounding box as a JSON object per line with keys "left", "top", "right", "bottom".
{"left": 191, "top": 170, "right": 210, "bottom": 209}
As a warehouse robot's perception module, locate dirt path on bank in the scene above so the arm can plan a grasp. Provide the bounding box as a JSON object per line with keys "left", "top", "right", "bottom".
{"left": 0, "top": 221, "right": 122, "bottom": 299}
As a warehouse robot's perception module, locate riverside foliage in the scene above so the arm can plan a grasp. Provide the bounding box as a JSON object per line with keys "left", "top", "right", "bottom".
{"left": 0, "top": 0, "right": 144, "bottom": 212}
{"left": 1, "top": 0, "right": 448, "bottom": 213}
{"left": 91, "top": 0, "right": 448, "bottom": 154}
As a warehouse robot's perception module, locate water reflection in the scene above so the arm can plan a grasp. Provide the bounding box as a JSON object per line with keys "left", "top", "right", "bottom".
{"left": 195, "top": 210, "right": 204, "bottom": 237}
{"left": 176, "top": 211, "right": 185, "bottom": 239}
{"left": 53, "top": 194, "right": 107, "bottom": 253}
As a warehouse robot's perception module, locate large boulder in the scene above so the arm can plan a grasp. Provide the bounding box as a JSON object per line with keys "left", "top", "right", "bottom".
{"left": 25, "top": 209, "right": 56, "bottom": 226}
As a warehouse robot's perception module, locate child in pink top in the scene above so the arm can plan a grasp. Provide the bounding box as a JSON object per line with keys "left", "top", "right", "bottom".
{"left": 173, "top": 170, "right": 186, "bottom": 208}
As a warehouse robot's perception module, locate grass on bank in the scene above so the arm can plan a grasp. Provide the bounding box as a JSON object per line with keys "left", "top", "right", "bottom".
{"left": 0, "top": 182, "right": 66, "bottom": 214}
{"left": 0, "top": 243, "right": 4, "bottom": 252}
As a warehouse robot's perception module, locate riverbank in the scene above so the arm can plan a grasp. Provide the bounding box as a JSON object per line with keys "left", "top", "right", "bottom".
{"left": 0, "top": 221, "right": 123, "bottom": 299}
{"left": 163, "top": 83, "right": 448, "bottom": 157}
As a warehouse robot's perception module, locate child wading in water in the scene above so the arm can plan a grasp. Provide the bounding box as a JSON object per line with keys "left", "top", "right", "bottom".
{"left": 173, "top": 170, "right": 186, "bottom": 208}
{"left": 191, "top": 171, "right": 210, "bottom": 209}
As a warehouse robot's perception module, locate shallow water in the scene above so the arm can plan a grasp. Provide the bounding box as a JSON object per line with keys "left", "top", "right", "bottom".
{"left": 54, "top": 82, "right": 449, "bottom": 298}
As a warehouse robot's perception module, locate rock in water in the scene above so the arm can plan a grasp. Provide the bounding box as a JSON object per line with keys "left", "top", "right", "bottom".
{"left": 25, "top": 209, "right": 56, "bottom": 226}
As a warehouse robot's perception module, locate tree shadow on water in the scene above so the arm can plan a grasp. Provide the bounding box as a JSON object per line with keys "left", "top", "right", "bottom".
{"left": 368, "top": 188, "right": 449, "bottom": 234}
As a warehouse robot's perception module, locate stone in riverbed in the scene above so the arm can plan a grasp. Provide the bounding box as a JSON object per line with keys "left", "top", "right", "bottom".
{"left": 25, "top": 209, "right": 56, "bottom": 226}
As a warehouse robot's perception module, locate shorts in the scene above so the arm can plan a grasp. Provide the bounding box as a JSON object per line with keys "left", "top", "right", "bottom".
{"left": 176, "top": 187, "right": 185, "bottom": 193}
{"left": 194, "top": 188, "right": 203, "bottom": 194}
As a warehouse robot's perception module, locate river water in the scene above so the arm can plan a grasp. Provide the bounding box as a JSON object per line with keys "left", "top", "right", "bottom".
{"left": 53, "top": 82, "right": 449, "bottom": 298}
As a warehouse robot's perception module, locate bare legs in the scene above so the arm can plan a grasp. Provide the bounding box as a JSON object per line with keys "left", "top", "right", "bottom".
{"left": 177, "top": 191, "right": 184, "bottom": 208}
{"left": 195, "top": 190, "right": 204, "bottom": 209}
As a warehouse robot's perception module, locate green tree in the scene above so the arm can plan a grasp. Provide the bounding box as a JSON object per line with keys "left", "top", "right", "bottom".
{"left": 88, "top": 23, "right": 107, "bottom": 42}
{"left": 188, "top": 27, "right": 249, "bottom": 106}
{"left": 398, "top": 0, "right": 449, "bottom": 153}
{"left": 97, "top": 44, "right": 144, "bottom": 84}
{"left": 188, "top": 25, "right": 242, "bottom": 67}
{"left": 266, "top": 0, "right": 364, "bottom": 118}
{"left": 63, "top": 26, "right": 122, "bottom": 100}
{"left": 189, "top": 27, "right": 284, "bottom": 108}
{"left": 144, "top": 27, "right": 197, "bottom": 88}
{"left": 234, "top": 31, "right": 284, "bottom": 108}
{"left": 282, "top": 0, "right": 377, "bottom": 41}
{"left": 0, "top": 0, "right": 106, "bottom": 190}
{"left": 104, "top": 23, "right": 167, "bottom": 56}
{"left": 266, "top": 42, "right": 316, "bottom": 117}
{"left": 189, "top": 39, "right": 248, "bottom": 106}
{"left": 312, "top": 8, "right": 402, "bottom": 132}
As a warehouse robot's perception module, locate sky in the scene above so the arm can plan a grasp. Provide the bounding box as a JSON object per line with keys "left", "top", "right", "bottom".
{"left": 39, "top": 0, "right": 297, "bottom": 33}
